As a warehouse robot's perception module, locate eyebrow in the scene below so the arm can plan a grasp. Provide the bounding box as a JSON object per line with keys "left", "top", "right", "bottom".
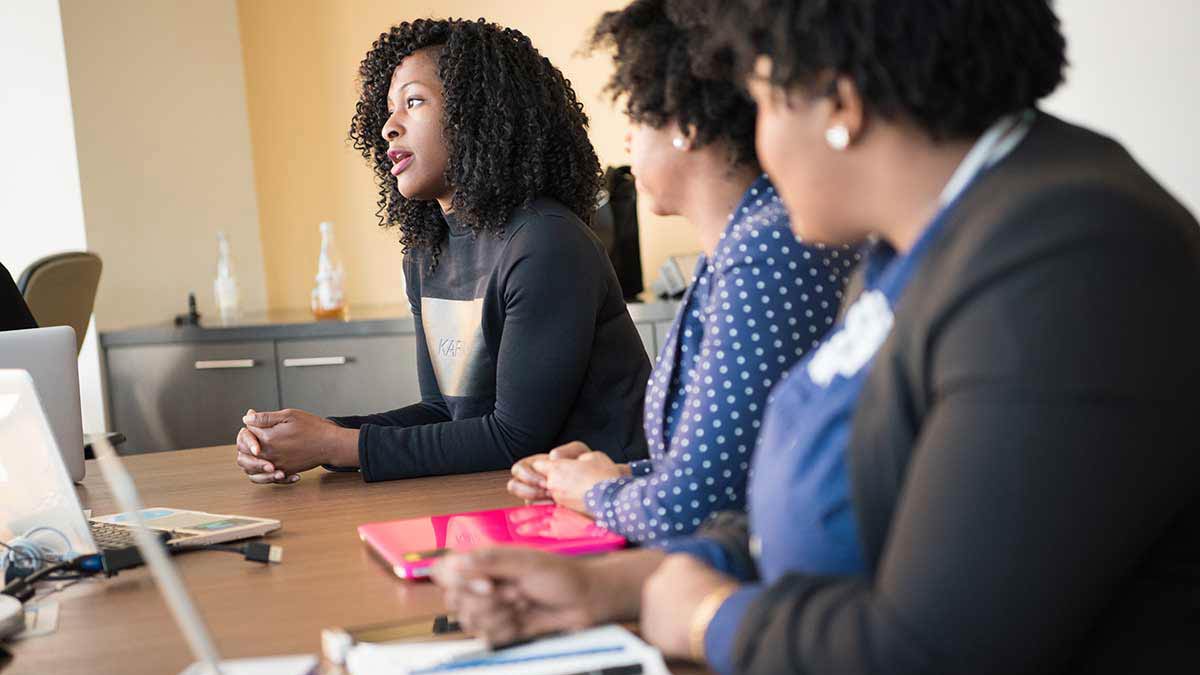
{"left": 387, "top": 81, "right": 427, "bottom": 109}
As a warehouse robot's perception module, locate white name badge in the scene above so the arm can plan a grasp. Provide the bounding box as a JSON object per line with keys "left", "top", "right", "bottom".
{"left": 806, "top": 290, "right": 894, "bottom": 388}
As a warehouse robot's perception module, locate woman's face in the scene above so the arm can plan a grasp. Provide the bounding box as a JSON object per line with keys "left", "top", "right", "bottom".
{"left": 747, "top": 57, "right": 859, "bottom": 245}
{"left": 380, "top": 48, "right": 452, "bottom": 205}
{"left": 625, "top": 121, "right": 689, "bottom": 217}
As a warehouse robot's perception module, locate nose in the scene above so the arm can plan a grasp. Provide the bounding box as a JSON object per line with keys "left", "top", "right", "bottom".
{"left": 380, "top": 109, "right": 403, "bottom": 143}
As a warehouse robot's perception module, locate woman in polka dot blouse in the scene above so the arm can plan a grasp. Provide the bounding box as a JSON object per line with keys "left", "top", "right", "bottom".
{"left": 506, "top": 0, "right": 859, "bottom": 543}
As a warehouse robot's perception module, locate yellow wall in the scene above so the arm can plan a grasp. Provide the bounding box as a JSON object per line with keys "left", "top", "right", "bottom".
{"left": 62, "top": 0, "right": 268, "bottom": 330}
{"left": 237, "top": 0, "right": 699, "bottom": 311}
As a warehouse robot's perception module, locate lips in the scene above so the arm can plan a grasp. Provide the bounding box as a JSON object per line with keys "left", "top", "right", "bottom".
{"left": 388, "top": 148, "right": 414, "bottom": 176}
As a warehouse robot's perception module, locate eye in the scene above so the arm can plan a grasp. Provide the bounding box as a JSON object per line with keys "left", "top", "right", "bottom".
{"left": 406, "top": 97, "right": 425, "bottom": 110}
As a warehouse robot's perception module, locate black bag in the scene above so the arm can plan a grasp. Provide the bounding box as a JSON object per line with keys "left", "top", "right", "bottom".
{"left": 591, "top": 166, "right": 644, "bottom": 302}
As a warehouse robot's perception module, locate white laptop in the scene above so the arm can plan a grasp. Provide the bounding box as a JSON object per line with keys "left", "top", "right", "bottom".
{"left": 0, "top": 326, "right": 85, "bottom": 482}
{"left": 91, "top": 433, "right": 316, "bottom": 675}
{"left": 0, "top": 369, "right": 280, "bottom": 564}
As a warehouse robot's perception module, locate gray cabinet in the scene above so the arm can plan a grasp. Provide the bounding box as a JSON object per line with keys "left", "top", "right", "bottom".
{"left": 106, "top": 341, "right": 279, "bottom": 454}
{"left": 102, "top": 302, "right": 680, "bottom": 454}
{"left": 277, "top": 335, "right": 421, "bottom": 418}
{"left": 636, "top": 323, "right": 655, "bottom": 359}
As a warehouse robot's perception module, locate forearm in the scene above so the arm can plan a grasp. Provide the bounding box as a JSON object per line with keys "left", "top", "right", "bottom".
{"left": 330, "top": 400, "right": 450, "bottom": 430}
{"left": 581, "top": 548, "right": 667, "bottom": 623}
{"left": 323, "top": 425, "right": 362, "bottom": 467}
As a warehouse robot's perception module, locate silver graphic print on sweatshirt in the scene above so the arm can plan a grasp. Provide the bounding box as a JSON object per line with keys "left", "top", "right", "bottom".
{"left": 421, "top": 296, "right": 495, "bottom": 398}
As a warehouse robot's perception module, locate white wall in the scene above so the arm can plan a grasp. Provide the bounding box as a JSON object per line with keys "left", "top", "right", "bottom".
{"left": 59, "top": 0, "right": 268, "bottom": 332}
{"left": 1045, "top": 0, "right": 1200, "bottom": 217}
{"left": 0, "top": 0, "right": 106, "bottom": 434}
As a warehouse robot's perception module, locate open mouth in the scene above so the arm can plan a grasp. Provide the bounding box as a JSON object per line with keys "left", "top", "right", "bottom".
{"left": 388, "top": 149, "right": 414, "bottom": 176}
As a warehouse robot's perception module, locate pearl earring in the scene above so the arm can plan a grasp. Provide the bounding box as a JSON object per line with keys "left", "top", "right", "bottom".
{"left": 825, "top": 125, "right": 850, "bottom": 151}
{"left": 672, "top": 137, "right": 687, "bottom": 150}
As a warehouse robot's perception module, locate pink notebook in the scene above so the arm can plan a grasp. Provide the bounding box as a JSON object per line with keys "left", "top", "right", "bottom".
{"left": 358, "top": 504, "right": 627, "bottom": 579}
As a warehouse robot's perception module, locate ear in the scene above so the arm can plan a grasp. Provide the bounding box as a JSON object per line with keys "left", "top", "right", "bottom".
{"left": 682, "top": 123, "right": 699, "bottom": 148}
{"left": 827, "top": 75, "right": 865, "bottom": 146}
{"left": 671, "top": 122, "right": 698, "bottom": 152}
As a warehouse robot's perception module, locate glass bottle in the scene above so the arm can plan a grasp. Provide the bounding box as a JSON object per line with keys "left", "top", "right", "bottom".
{"left": 311, "top": 221, "right": 348, "bottom": 320}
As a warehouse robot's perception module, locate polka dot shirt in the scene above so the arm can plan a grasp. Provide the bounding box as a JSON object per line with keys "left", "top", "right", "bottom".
{"left": 584, "top": 175, "right": 860, "bottom": 543}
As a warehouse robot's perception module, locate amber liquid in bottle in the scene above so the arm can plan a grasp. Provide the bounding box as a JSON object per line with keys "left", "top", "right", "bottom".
{"left": 312, "top": 304, "right": 348, "bottom": 321}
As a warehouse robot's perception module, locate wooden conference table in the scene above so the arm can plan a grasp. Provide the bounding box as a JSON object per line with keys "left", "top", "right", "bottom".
{"left": 7, "top": 446, "right": 708, "bottom": 674}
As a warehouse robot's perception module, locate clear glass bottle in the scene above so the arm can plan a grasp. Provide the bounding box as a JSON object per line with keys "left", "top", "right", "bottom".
{"left": 311, "top": 221, "right": 348, "bottom": 320}
{"left": 213, "top": 231, "right": 240, "bottom": 323}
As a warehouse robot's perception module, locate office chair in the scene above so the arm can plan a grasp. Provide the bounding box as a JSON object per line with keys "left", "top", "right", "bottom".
{"left": 17, "top": 251, "right": 103, "bottom": 354}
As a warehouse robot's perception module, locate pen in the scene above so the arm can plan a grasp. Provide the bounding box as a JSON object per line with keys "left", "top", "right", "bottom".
{"left": 561, "top": 664, "right": 643, "bottom": 675}
{"left": 411, "top": 645, "right": 626, "bottom": 674}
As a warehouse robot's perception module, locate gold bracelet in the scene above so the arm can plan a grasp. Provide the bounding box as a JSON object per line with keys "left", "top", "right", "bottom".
{"left": 688, "top": 582, "right": 740, "bottom": 663}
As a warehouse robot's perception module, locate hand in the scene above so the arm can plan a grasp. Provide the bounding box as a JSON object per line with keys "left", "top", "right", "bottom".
{"left": 535, "top": 448, "right": 629, "bottom": 515}
{"left": 235, "top": 408, "right": 359, "bottom": 483}
{"left": 641, "top": 554, "right": 739, "bottom": 661}
{"left": 235, "top": 424, "right": 299, "bottom": 484}
{"left": 508, "top": 454, "right": 551, "bottom": 502}
{"left": 431, "top": 547, "right": 602, "bottom": 646}
{"left": 507, "top": 442, "right": 590, "bottom": 503}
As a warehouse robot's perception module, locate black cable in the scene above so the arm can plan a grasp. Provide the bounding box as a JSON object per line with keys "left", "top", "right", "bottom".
{"left": 186, "top": 542, "right": 282, "bottom": 564}
{"left": 193, "top": 545, "right": 244, "bottom": 555}
{"left": 1, "top": 559, "right": 72, "bottom": 601}
{"left": 43, "top": 572, "right": 89, "bottom": 582}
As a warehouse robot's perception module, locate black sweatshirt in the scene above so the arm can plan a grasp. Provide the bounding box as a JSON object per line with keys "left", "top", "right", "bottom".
{"left": 332, "top": 198, "right": 651, "bottom": 481}
{"left": 1, "top": 262, "right": 37, "bottom": 332}
{"left": 691, "top": 113, "right": 1200, "bottom": 673}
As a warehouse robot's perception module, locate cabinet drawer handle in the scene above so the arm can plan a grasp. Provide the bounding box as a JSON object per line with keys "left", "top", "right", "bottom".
{"left": 282, "top": 356, "right": 350, "bottom": 368}
{"left": 194, "top": 359, "right": 256, "bottom": 370}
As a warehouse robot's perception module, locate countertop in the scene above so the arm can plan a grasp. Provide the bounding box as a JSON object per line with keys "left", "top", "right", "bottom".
{"left": 99, "top": 299, "right": 680, "bottom": 347}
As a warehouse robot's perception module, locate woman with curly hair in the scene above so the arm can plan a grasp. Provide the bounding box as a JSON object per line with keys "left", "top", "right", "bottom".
{"left": 435, "top": 1, "right": 1200, "bottom": 672}
{"left": 506, "top": 0, "right": 857, "bottom": 543}
{"left": 233, "top": 18, "right": 651, "bottom": 483}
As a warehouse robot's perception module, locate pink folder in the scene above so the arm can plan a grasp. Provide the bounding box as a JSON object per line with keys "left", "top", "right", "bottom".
{"left": 358, "top": 504, "right": 627, "bottom": 579}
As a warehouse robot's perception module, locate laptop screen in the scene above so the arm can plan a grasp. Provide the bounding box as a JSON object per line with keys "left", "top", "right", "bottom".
{"left": 0, "top": 369, "right": 95, "bottom": 558}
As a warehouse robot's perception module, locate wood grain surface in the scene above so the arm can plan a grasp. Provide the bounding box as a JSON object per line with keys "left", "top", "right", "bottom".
{"left": 5, "top": 445, "right": 707, "bottom": 675}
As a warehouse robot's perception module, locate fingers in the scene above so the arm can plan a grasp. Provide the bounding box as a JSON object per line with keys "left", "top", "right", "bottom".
{"left": 507, "top": 479, "right": 550, "bottom": 502}
{"left": 236, "top": 448, "right": 274, "bottom": 475}
{"left": 236, "top": 427, "right": 261, "bottom": 457}
{"left": 247, "top": 471, "right": 283, "bottom": 484}
{"left": 444, "top": 581, "right": 534, "bottom": 647}
{"left": 465, "top": 601, "right": 521, "bottom": 647}
{"left": 548, "top": 442, "right": 590, "bottom": 461}
{"left": 242, "top": 424, "right": 272, "bottom": 456}
{"left": 246, "top": 471, "right": 300, "bottom": 485}
{"left": 511, "top": 455, "right": 548, "bottom": 488}
{"left": 432, "top": 553, "right": 496, "bottom": 594}
{"left": 532, "top": 458, "right": 554, "bottom": 476}
{"left": 433, "top": 547, "right": 549, "bottom": 593}
{"left": 243, "top": 408, "right": 286, "bottom": 428}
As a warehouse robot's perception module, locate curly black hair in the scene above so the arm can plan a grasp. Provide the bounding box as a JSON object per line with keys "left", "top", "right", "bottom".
{"left": 589, "top": 0, "right": 758, "bottom": 170}
{"left": 709, "top": 0, "right": 1067, "bottom": 141}
{"left": 349, "top": 18, "right": 602, "bottom": 269}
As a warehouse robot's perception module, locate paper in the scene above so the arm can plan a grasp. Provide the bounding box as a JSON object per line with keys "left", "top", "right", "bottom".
{"left": 14, "top": 600, "right": 59, "bottom": 639}
{"left": 346, "top": 624, "right": 669, "bottom": 675}
{"left": 178, "top": 655, "right": 318, "bottom": 675}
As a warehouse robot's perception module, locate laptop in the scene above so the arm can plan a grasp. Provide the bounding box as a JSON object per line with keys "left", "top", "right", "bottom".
{"left": 0, "top": 369, "right": 279, "bottom": 571}
{"left": 358, "top": 504, "right": 627, "bottom": 579}
{"left": 0, "top": 326, "right": 85, "bottom": 481}
{"left": 90, "top": 434, "right": 316, "bottom": 675}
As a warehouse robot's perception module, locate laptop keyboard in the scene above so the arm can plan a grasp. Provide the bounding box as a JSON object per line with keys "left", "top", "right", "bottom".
{"left": 88, "top": 521, "right": 169, "bottom": 551}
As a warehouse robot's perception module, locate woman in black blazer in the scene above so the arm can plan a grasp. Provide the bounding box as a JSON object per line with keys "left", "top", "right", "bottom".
{"left": 433, "top": 2, "right": 1200, "bottom": 673}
